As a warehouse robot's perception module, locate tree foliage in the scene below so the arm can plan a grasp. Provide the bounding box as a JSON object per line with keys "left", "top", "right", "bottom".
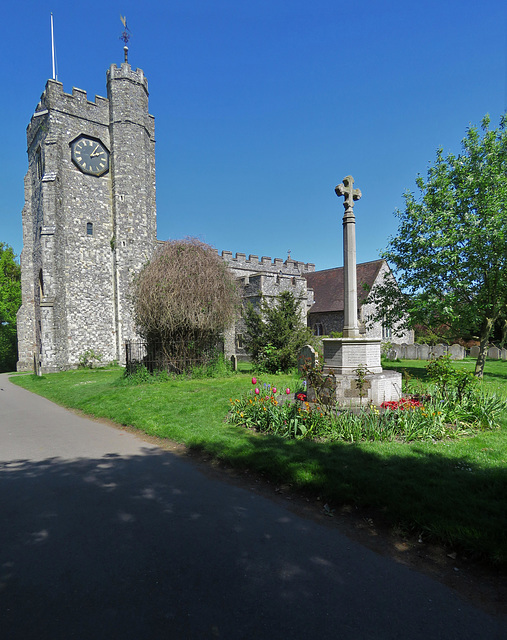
{"left": 132, "top": 238, "right": 240, "bottom": 371}
{"left": 368, "top": 115, "right": 507, "bottom": 376}
{"left": 0, "top": 243, "right": 22, "bottom": 372}
{"left": 244, "top": 290, "right": 313, "bottom": 373}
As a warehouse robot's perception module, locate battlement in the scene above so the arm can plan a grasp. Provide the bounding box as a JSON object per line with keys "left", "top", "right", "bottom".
{"left": 27, "top": 79, "right": 110, "bottom": 145}
{"left": 220, "top": 250, "right": 315, "bottom": 275}
{"left": 107, "top": 62, "right": 149, "bottom": 95}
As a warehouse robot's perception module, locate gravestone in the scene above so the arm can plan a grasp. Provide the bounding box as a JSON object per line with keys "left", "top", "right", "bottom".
{"left": 430, "top": 344, "right": 447, "bottom": 359}
{"left": 418, "top": 344, "right": 430, "bottom": 360}
{"left": 230, "top": 354, "right": 238, "bottom": 371}
{"left": 297, "top": 344, "right": 319, "bottom": 374}
{"left": 488, "top": 346, "right": 501, "bottom": 360}
{"left": 469, "top": 345, "right": 480, "bottom": 358}
{"left": 396, "top": 344, "right": 407, "bottom": 359}
{"left": 502, "top": 349, "right": 507, "bottom": 361}
{"left": 405, "top": 344, "right": 419, "bottom": 360}
{"left": 449, "top": 344, "right": 464, "bottom": 360}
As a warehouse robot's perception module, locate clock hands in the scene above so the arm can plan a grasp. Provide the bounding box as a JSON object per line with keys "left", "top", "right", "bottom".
{"left": 90, "top": 144, "right": 102, "bottom": 158}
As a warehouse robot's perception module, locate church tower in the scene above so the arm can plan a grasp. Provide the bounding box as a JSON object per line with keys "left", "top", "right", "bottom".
{"left": 17, "top": 59, "right": 156, "bottom": 372}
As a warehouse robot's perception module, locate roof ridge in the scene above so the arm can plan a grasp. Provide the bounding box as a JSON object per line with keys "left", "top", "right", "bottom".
{"left": 306, "top": 258, "right": 384, "bottom": 275}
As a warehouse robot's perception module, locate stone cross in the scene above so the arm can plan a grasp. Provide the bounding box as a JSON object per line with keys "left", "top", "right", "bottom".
{"left": 335, "top": 176, "right": 362, "bottom": 213}
{"left": 335, "top": 175, "right": 361, "bottom": 338}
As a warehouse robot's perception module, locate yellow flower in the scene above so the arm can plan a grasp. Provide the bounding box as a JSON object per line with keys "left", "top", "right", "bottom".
{"left": 240, "top": 412, "right": 244, "bottom": 418}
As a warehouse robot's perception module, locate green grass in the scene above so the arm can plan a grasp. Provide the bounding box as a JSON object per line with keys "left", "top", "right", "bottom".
{"left": 11, "top": 360, "right": 507, "bottom": 566}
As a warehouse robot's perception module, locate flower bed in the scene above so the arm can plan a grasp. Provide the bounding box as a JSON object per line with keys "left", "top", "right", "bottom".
{"left": 380, "top": 397, "right": 424, "bottom": 410}
{"left": 227, "top": 377, "right": 506, "bottom": 443}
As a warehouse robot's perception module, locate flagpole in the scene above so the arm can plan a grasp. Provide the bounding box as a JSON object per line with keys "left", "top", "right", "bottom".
{"left": 51, "top": 13, "right": 56, "bottom": 80}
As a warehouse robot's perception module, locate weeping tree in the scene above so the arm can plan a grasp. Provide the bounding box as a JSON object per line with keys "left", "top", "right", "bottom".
{"left": 367, "top": 115, "right": 507, "bottom": 377}
{"left": 132, "top": 238, "right": 240, "bottom": 372}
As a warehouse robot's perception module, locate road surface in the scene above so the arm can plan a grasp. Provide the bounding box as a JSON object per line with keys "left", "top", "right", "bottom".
{"left": 0, "top": 373, "right": 505, "bottom": 639}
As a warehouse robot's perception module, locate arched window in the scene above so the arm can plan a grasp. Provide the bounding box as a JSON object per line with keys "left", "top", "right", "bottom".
{"left": 86, "top": 222, "right": 93, "bottom": 236}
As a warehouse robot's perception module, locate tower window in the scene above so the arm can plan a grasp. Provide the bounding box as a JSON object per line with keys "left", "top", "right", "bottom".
{"left": 38, "top": 269, "right": 44, "bottom": 299}
{"left": 36, "top": 147, "right": 44, "bottom": 180}
{"left": 86, "top": 222, "right": 93, "bottom": 236}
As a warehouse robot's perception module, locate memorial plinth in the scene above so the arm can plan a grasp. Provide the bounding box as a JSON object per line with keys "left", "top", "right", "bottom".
{"left": 319, "top": 337, "right": 401, "bottom": 406}
{"left": 323, "top": 337, "right": 382, "bottom": 374}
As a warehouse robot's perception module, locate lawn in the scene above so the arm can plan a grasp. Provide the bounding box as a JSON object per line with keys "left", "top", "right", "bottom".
{"left": 10, "top": 358, "right": 507, "bottom": 566}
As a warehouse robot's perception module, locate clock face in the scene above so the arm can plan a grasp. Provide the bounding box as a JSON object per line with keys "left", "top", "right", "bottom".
{"left": 71, "top": 137, "right": 109, "bottom": 176}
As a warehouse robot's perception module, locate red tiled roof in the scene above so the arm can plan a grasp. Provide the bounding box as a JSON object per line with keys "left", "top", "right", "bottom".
{"left": 304, "top": 260, "right": 385, "bottom": 313}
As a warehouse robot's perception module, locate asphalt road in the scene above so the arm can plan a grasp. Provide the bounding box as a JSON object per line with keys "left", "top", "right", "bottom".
{"left": 0, "top": 373, "right": 505, "bottom": 639}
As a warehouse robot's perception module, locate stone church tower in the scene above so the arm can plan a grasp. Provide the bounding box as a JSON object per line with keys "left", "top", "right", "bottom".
{"left": 17, "top": 59, "right": 156, "bottom": 372}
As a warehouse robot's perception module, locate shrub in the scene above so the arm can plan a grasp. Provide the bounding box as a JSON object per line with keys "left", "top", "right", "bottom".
{"left": 425, "top": 354, "right": 478, "bottom": 401}
{"left": 243, "top": 291, "right": 314, "bottom": 374}
{"left": 132, "top": 238, "right": 241, "bottom": 373}
{"left": 78, "top": 349, "right": 103, "bottom": 369}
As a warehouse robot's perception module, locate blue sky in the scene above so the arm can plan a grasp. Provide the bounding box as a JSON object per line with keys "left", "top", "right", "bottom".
{"left": 2, "top": 0, "right": 506, "bottom": 270}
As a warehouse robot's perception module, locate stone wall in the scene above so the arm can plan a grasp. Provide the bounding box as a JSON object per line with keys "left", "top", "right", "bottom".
{"left": 360, "top": 261, "right": 414, "bottom": 344}
{"left": 219, "top": 251, "right": 315, "bottom": 360}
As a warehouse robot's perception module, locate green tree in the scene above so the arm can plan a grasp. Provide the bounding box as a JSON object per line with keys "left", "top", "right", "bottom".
{"left": 0, "top": 243, "right": 22, "bottom": 372}
{"left": 244, "top": 290, "right": 313, "bottom": 374}
{"left": 368, "top": 115, "right": 507, "bottom": 377}
{"left": 132, "top": 238, "right": 240, "bottom": 373}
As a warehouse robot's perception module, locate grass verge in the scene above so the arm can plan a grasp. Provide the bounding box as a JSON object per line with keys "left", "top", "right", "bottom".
{"left": 10, "top": 360, "right": 507, "bottom": 566}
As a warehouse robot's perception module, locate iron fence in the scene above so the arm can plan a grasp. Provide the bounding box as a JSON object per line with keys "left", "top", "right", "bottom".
{"left": 125, "top": 339, "right": 224, "bottom": 375}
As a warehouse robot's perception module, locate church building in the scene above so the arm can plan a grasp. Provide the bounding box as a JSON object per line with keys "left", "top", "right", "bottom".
{"left": 17, "top": 56, "right": 408, "bottom": 373}
{"left": 17, "top": 58, "right": 157, "bottom": 372}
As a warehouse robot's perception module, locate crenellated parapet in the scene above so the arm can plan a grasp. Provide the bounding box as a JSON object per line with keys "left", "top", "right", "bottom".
{"left": 27, "top": 80, "right": 110, "bottom": 149}
{"left": 220, "top": 250, "right": 315, "bottom": 277}
{"left": 107, "top": 63, "right": 149, "bottom": 95}
{"left": 107, "top": 63, "right": 155, "bottom": 140}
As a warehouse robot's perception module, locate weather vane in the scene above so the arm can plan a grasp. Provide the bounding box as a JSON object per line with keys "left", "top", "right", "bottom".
{"left": 120, "top": 15, "right": 132, "bottom": 62}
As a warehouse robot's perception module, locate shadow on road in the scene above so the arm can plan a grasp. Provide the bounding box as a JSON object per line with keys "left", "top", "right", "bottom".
{"left": 1, "top": 447, "right": 505, "bottom": 639}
